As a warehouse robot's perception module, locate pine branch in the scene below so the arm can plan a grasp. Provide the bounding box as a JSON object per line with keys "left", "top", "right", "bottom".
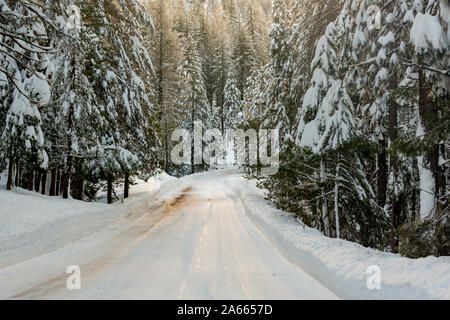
{"left": 0, "top": 49, "right": 50, "bottom": 83}
{"left": 402, "top": 61, "right": 450, "bottom": 77}
{"left": 0, "top": 42, "right": 48, "bottom": 62}
{"left": 0, "top": 27, "right": 52, "bottom": 52}
{"left": 0, "top": 66, "right": 42, "bottom": 105}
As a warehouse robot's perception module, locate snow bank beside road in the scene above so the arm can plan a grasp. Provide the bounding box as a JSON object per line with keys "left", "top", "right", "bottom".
{"left": 94, "top": 172, "right": 175, "bottom": 203}
{"left": 232, "top": 175, "right": 450, "bottom": 300}
{"left": 0, "top": 172, "right": 175, "bottom": 269}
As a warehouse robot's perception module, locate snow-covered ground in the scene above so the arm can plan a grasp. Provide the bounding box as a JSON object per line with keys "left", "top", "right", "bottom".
{"left": 0, "top": 172, "right": 175, "bottom": 269}
{"left": 0, "top": 170, "right": 337, "bottom": 299}
{"left": 0, "top": 170, "right": 448, "bottom": 299}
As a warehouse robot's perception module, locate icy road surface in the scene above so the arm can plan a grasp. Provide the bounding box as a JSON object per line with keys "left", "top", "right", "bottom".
{"left": 0, "top": 170, "right": 338, "bottom": 300}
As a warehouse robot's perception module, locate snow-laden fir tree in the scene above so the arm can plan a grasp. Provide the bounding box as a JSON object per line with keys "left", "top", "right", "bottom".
{"left": 147, "top": 0, "right": 187, "bottom": 175}
{"left": 264, "top": 0, "right": 294, "bottom": 144}
{"left": 223, "top": 70, "right": 241, "bottom": 130}
{"left": 0, "top": 0, "right": 52, "bottom": 191}
{"left": 182, "top": 31, "right": 209, "bottom": 173}
{"left": 292, "top": 0, "right": 389, "bottom": 245}
{"left": 409, "top": 0, "right": 449, "bottom": 219}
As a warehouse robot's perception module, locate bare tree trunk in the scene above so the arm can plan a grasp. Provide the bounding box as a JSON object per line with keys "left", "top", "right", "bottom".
{"left": 411, "top": 159, "right": 418, "bottom": 220}
{"left": 191, "top": 108, "right": 195, "bottom": 174}
{"left": 334, "top": 151, "right": 340, "bottom": 239}
{"left": 439, "top": 144, "right": 446, "bottom": 196}
{"left": 79, "top": 180, "right": 84, "bottom": 201}
{"left": 431, "top": 144, "right": 443, "bottom": 199}
{"left": 62, "top": 155, "right": 73, "bottom": 199}
{"left": 49, "top": 168, "right": 56, "bottom": 196}
{"left": 107, "top": 178, "right": 113, "bottom": 204}
{"left": 63, "top": 56, "right": 77, "bottom": 200}
{"left": 124, "top": 173, "right": 130, "bottom": 199}
{"left": 41, "top": 171, "right": 47, "bottom": 195}
{"left": 75, "top": 179, "right": 84, "bottom": 201}
{"left": 377, "top": 140, "right": 387, "bottom": 208}
{"left": 164, "top": 123, "right": 169, "bottom": 173}
{"left": 62, "top": 126, "right": 74, "bottom": 199}
{"left": 220, "top": 43, "right": 225, "bottom": 136}
{"left": 320, "top": 159, "right": 329, "bottom": 236}
{"left": 439, "top": 143, "right": 446, "bottom": 199}
{"left": 71, "top": 170, "right": 84, "bottom": 201}
{"left": 34, "top": 170, "right": 41, "bottom": 193}
{"left": 19, "top": 166, "right": 24, "bottom": 188}
{"left": 15, "top": 160, "right": 20, "bottom": 187}
{"left": 256, "top": 131, "right": 260, "bottom": 176}
{"left": 27, "top": 169, "right": 34, "bottom": 191}
{"left": 389, "top": 96, "right": 399, "bottom": 252}
{"left": 56, "top": 170, "right": 61, "bottom": 196}
{"left": 7, "top": 159, "right": 14, "bottom": 190}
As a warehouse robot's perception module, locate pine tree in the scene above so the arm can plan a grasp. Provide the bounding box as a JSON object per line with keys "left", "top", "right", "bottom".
{"left": 182, "top": 32, "right": 209, "bottom": 173}
{"left": 409, "top": 0, "right": 448, "bottom": 218}
{"left": 223, "top": 70, "right": 241, "bottom": 129}
{"left": 266, "top": 0, "right": 293, "bottom": 143}
{"left": 0, "top": 0, "right": 52, "bottom": 191}
{"left": 291, "top": 0, "right": 390, "bottom": 244}
{"left": 147, "top": 0, "right": 187, "bottom": 175}
{"left": 231, "top": 9, "right": 254, "bottom": 101}
{"left": 350, "top": 0, "right": 418, "bottom": 251}
{"left": 211, "top": 5, "right": 232, "bottom": 135}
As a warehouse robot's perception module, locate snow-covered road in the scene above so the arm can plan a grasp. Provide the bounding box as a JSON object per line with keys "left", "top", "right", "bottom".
{"left": 0, "top": 170, "right": 338, "bottom": 300}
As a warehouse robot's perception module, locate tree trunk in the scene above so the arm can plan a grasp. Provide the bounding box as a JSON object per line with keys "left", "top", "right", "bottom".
{"left": 418, "top": 65, "right": 440, "bottom": 218}
{"left": 124, "top": 173, "right": 130, "bottom": 199}
{"left": 191, "top": 109, "right": 195, "bottom": 174}
{"left": 377, "top": 140, "right": 387, "bottom": 208}
{"left": 256, "top": 130, "right": 260, "bottom": 176}
{"left": 107, "top": 178, "right": 113, "bottom": 204}
{"left": 34, "top": 170, "right": 41, "bottom": 193}
{"left": 221, "top": 46, "right": 225, "bottom": 136}
{"left": 27, "top": 169, "right": 34, "bottom": 191}
{"left": 320, "top": 159, "right": 329, "bottom": 236}
{"left": 41, "top": 171, "right": 47, "bottom": 195}
{"left": 19, "top": 166, "right": 24, "bottom": 188}
{"left": 439, "top": 143, "right": 446, "bottom": 198}
{"left": 411, "top": 159, "right": 418, "bottom": 220}
{"left": 71, "top": 170, "right": 84, "bottom": 201}
{"left": 62, "top": 156, "right": 72, "bottom": 199}
{"left": 56, "top": 170, "right": 61, "bottom": 196}
{"left": 334, "top": 152, "right": 340, "bottom": 239}
{"left": 165, "top": 127, "right": 169, "bottom": 173}
{"left": 389, "top": 96, "right": 399, "bottom": 252}
{"left": 50, "top": 168, "right": 56, "bottom": 196}
{"left": 75, "top": 179, "right": 84, "bottom": 201}
{"left": 63, "top": 56, "right": 76, "bottom": 200}
{"left": 15, "top": 161, "right": 20, "bottom": 187}
{"left": 156, "top": 19, "right": 168, "bottom": 175}
{"left": 438, "top": 245, "right": 449, "bottom": 257}
{"left": 7, "top": 159, "right": 14, "bottom": 190}
{"left": 431, "top": 144, "right": 443, "bottom": 199}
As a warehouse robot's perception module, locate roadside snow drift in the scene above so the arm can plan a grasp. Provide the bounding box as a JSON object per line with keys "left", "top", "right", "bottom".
{"left": 0, "top": 172, "right": 175, "bottom": 269}
{"left": 232, "top": 175, "right": 450, "bottom": 300}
